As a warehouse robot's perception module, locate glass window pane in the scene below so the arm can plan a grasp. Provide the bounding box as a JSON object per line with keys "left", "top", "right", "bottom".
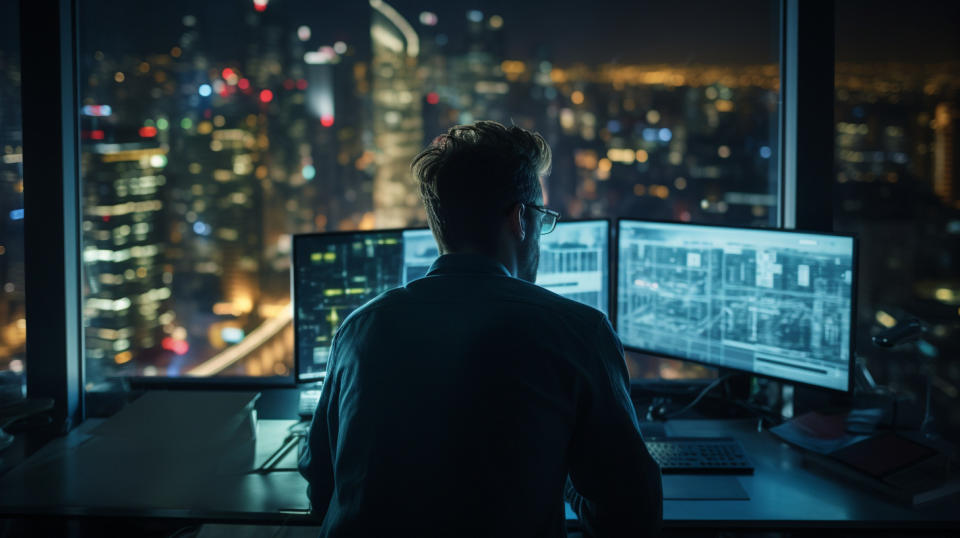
{"left": 835, "top": 2, "right": 959, "bottom": 435}
{"left": 0, "top": 3, "right": 26, "bottom": 395}
{"left": 78, "top": 1, "right": 779, "bottom": 387}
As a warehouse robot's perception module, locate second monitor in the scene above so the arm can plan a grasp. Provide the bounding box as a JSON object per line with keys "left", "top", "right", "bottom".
{"left": 293, "top": 220, "right": 610, "bottom": 381}
{"left": 616, "top": 220, "right": 856, "bottom": 391}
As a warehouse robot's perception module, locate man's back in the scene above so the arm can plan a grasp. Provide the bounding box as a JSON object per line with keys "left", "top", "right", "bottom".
{"left": 299, "top": 254, "right": 661, "bottom": 537}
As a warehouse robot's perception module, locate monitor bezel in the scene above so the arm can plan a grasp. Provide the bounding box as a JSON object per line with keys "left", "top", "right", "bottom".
{"left": 613, "top": 217, "right": 858, "bottom": 394}
{"left": 292, "top": 219, "right": 614, "bottom": 384}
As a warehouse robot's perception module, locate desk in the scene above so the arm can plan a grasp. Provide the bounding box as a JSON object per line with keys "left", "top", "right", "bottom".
{"left": 0, "top": 418, "right": 957, "bottom": 531}
{"left": 0, "top": 419, "right": 310, "bottom": 522}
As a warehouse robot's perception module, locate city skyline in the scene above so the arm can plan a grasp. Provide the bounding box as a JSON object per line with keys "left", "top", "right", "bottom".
{"left": 0, "top": 0, "right": 957, "bottom": 440}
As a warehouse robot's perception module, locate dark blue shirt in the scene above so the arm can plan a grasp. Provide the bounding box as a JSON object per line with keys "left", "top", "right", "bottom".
{"left": 299, "top": 253, "right": 662, "bottom": 537}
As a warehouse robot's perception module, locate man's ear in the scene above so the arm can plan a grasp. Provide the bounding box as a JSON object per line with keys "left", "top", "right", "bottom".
{"left": 509, "top": 202, "right": 526, "bottom": 242}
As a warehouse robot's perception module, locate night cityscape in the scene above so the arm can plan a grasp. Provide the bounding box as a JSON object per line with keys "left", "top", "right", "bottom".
{"left": 0, "top": 1, "right": 958, "bottom": 433}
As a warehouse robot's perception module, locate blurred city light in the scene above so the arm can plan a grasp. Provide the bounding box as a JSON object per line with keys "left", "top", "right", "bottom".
{"left": 81, "top": 104, "right": 112, "bottom": 117}
{"left": 221, "top": 327, "right": 245, "bottom": 344}
{"left": 419, "top": 11, "right": 438, "bottom": 26}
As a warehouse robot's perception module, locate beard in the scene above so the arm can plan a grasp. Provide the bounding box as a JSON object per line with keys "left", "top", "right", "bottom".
{"left": 517, "top": 228, "right": 541, "bottom": 283}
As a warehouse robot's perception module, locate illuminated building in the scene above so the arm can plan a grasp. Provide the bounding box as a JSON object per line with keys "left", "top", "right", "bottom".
{"left": 168, "top": 98, "right": 262, "bottom": 340}
{"left": 0, "top": 50, "right": 24, "bottom": 373}
{"left": 81, "top": 141, "right": 168, "bottom": 377}
{"left": 370, "top": 0, "right": 425, "bottom": 227}
{"left": 933, "top": 102, "right": 957, "bottom": 207}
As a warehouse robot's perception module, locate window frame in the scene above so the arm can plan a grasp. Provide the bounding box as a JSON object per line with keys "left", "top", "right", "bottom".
{"left": 19, "top": 0, "right": 834, "bottom": 430}
{"left": 20, "top": 0, "right": 84, "bottom": 430}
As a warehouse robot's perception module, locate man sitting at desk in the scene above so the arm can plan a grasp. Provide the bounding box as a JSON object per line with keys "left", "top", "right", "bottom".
{"left": 299, "top": 121, "right": 662, "bottom": 537}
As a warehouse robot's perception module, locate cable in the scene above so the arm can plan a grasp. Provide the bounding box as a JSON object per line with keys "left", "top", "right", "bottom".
{"left": 661, "top": 373, "right": 737, "bottom": 420}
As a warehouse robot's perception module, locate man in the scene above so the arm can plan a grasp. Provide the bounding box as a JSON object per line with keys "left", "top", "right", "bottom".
{"left": 300, "top": 121, "right": 662, "bottom": 537}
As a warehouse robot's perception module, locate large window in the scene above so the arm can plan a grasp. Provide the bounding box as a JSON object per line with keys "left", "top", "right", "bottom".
{"left": 0, "top": 3, "right": 25, "bottom": 394}
{"left": 78, "top": 0, "right": 780, "bottom": 385}
{"left": 834, "top": 1, "right": 960, "bottom": 436}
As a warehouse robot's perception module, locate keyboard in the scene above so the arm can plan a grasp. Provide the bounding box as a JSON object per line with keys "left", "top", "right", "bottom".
{"left": 645, "top": 437, "right": 754, "bottom": 474}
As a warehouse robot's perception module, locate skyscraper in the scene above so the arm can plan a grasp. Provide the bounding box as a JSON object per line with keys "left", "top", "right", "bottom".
{"left": 81, "top": 142, "right": 168, "bottom": 377}
{"left": 369, "top": 0, "right": 424, "bottom": 228}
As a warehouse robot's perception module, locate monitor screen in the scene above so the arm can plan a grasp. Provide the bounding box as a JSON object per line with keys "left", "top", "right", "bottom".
{"left": 293, "top": 229, "right": 432, "bottom": 381}
{"left": 536, "top": 220, "right": 610, "bottom": 315}
{"left": 616, "top": 220, "right": 855, "bottom": 391}
{"left": 294, "top": 221, "right": 610, "bottom": 382}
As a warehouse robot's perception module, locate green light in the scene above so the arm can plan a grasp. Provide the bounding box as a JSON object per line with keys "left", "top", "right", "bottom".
{"left": 157, "top": 118, "right": 170, "bottom": 130}
{"left": 180, "top": 118, "right": 193, "bottom": 130}
{"left": 302, "top": 165, "right": 316, "bottom": 181}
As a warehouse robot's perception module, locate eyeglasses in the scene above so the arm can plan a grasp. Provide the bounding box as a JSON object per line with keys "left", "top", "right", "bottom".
{"left": 523, "top": 203, "right": 560, "bottom": 235}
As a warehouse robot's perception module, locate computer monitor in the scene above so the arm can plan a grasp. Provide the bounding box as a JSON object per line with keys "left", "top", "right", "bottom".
{"left": 536, "top": 219, "right": 610, "bottom": 315}
{"left": 292, "top": 228, "right": 433, "bottom": 382}
{"left": 293, "top": 221, "right": 611, "bottom": 382}
{"left": 616, "top": 220, "right": 856, "bottom": 391}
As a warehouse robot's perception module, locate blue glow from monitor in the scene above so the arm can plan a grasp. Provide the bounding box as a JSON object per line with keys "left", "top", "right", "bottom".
{"left": 295, "top": 222, "right": 611, "bottom": 381}
{"left": 537, "top": 220, "right": 609, "bottom": 315}
{"left": 616, "top": 220, "right": 854, "bottom": 391}
{"left": 402, "top": 229, "right": 440, "bottom": 283}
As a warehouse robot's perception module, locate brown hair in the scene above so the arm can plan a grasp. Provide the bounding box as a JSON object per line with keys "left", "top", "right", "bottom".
{"left": 412, "top": 121, "right": 552, "bottom": 254}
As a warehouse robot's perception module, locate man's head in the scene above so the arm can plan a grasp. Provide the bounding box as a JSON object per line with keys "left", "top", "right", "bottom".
{"left": 412, "top": 121, "right": 553, "bottom": 282}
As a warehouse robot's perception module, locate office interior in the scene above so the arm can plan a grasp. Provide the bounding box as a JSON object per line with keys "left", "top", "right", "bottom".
{"left": 1, "top": 0, "right": 958, "bottom": 536}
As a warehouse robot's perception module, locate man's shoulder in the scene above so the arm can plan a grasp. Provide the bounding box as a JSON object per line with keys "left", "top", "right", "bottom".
{"left": 340, "top": 276, "right": 607, "bottom": 331}
{"left": 508, "top": 278, "right": 606, "bottom": 324}
{"left": 337, "top": 287, "right": 409, "bottom": 329}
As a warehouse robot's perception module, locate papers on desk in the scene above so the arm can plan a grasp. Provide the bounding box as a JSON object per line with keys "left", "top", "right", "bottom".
{"left": 91, "top": 391, "right": 261, "bottom": 474}
{"left": 769, "top": 411, "right": 869, "bottom": 455}
{"left": 0, "top": 391, "right": 264, "bottom": 513}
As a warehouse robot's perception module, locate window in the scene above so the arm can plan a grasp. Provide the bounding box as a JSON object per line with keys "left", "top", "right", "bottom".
{"left": 0, "top": 3, "right": 26, "bottom": 393}
{"left": 834, "top": 1, "right": 960, "bottom": 433}
{"left": 78, "top": 0, "right": 780, "bottom": 385}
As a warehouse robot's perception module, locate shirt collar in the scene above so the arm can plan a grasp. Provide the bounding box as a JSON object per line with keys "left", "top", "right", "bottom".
{"left": 425, "top": 253, "right": 512, "bottom": 278}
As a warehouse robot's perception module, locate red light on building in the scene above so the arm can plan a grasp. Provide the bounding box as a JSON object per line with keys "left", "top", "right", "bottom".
{"left": 87, "top": 129, "right": 105, "bottom": 140}
{"left": 162, "top": 337, "right": 190, "bottom": 356}
{"left": 138, "top": 126, "right": 158, "bottom": 138}
{"left": 101, "top": 215, "right": 110, "bottom": 222}
{"left": 238, "top": 78, "right": 250, "bottom": 90}
{"left": 320, "top": 114, "right": 334, "bottom": 127}
{"left": 296, "top": 78, "right": 308, "bottom": 90}
{"left": 426, "top": 92, "right": 440, "bottom": 105}
{"left": 222, "top": 68, "right": 235, "bottom": 80}
{"left": 253, "top": 0, "right": 268, "bottom": 12}
{"left": 259, "top": 89, "right": 274, "bottom": 103}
